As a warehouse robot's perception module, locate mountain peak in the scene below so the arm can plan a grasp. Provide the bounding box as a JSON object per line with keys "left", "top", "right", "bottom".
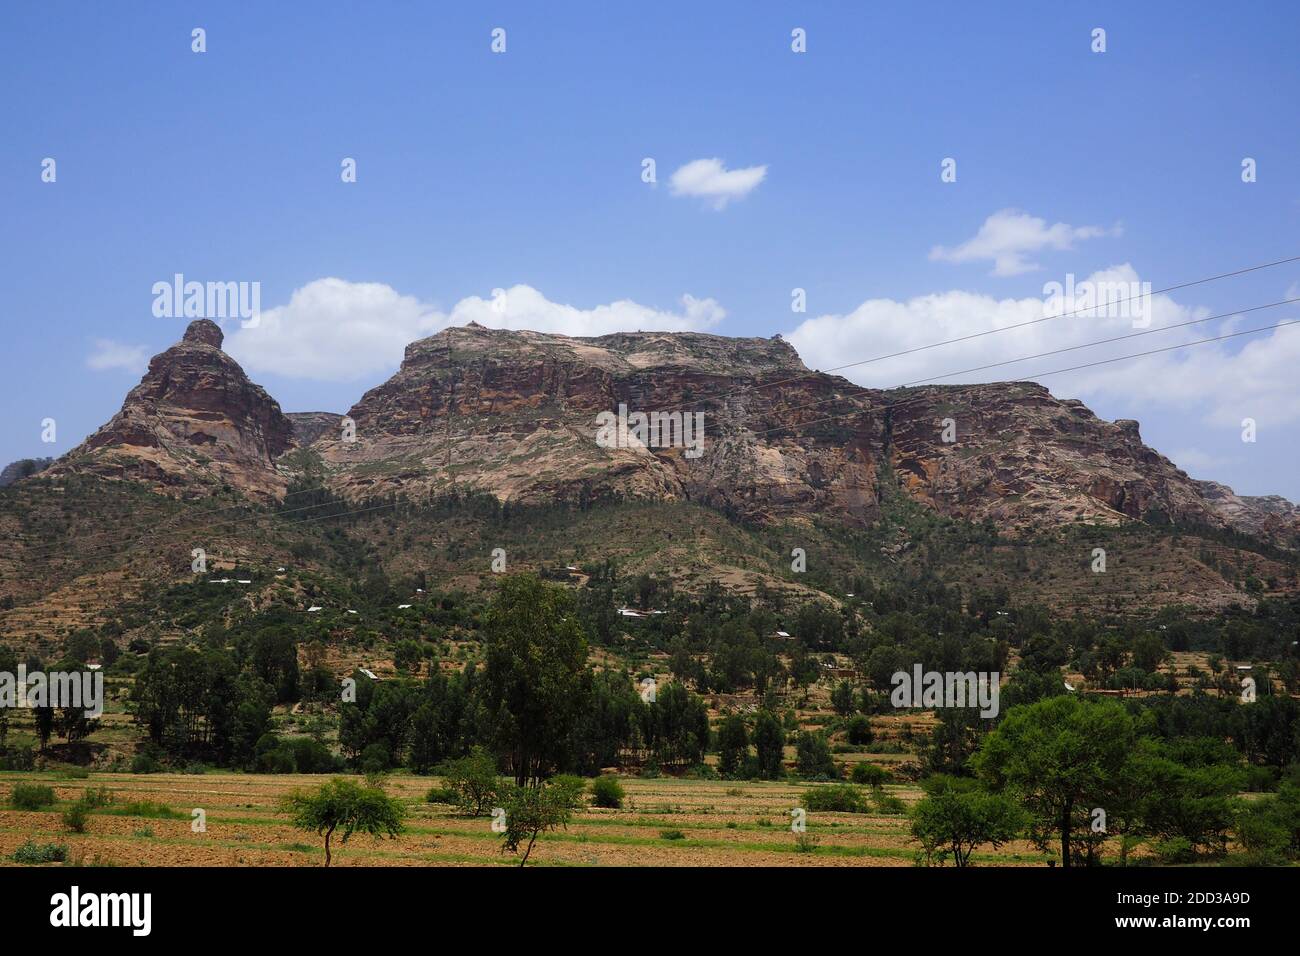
{"left": 182, "top": 318, "right": 224, "bottom": 349}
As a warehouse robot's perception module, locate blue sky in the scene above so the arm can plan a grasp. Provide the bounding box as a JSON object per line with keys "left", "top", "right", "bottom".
{"left": 3, "top": 2, "right": 1298, "bottom": 497}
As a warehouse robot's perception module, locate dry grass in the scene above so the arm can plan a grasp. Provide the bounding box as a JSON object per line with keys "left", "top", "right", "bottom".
{"left": 0, "top": 770, "right": 1054, "bottom": 868}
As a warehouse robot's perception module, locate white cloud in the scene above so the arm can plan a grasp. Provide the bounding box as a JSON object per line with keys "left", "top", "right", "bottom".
{"left": 929, "top": 209, "right": 1117, "bottom": 276}
{"left": 450, "top": 285, "right": 724, "bottom": 336}
{"left": 669, "top": 158, "right": 767, "bottom": 209}
{"left": 785, "top": 263, "right": 1300, "bottom": 430}
{"left": 224, "top": 279, "right": 724, "bottom": 381}
{"left": 86, "top": 339, "right": 148, "bottom": 374}
{"left": 225, "top": 278, "right": 443, "bottom": 381}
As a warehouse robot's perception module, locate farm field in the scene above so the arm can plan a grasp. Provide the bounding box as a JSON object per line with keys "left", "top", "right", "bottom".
{"left": 0, "top": 771, "right": 1054, "bottom": 868}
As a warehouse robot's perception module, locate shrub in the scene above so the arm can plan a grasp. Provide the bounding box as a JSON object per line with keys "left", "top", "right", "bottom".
{"left": 846, "top": 715, "right": 873, "bottom": 745}
{"left": 443, "top": 748, "right": 501, "bottom": 816}
{"left": 873, "top": 791, "right": 908, "bottom": 815}
{"left": 794, "top": 832, "right": 820, "bottom": 853}
{"left": 62, "top": 800, "right": 91, "bottom": 833}
{"left": 801, "top": 784, "right": 868, "bottom": 813}
{"left": 106, "top": 801, "right": 182, "bottom": 819}
{"left": 549, "top": 775, "right": 587, "bottom": 810}
{"left": 359, "top": 742, "right": 391, "bottom": 774}
{"left": 795, "top": 732, "right": 839, "bottom": 779}
{"left": 589, "top": 776, "right": 625, "bottom": 809}
{"left": 659, "top": 829, "right": 686, "bottom": 840}
{"left": 131, "top": 753, "right": 160, "bottom": 774}
{"left": 11, "top": 783, "right": 56, "bottom": 810}
{"left": 851, "top": 763, "right": 890, "bottom": 787}
{"left": 82, "top": 787, "right": 114, "bottom": 808}
{"left": 425, "top": 786, "right": 459, "bottom": 804}
{"left": 12, "top": 840, "right": 68, "bottom": 864}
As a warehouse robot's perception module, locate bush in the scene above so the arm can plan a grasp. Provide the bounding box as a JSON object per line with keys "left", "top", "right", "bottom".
{"left": 589, "top": 776, "right": 625, "bottom": 809}
{"left": 549, "top": 775, "right": 587, "bottom": 810}
{"left": 794, "top": 832, "right": 820, "bottom": 853}
{"left": 846, "top": 716, "right": 873, "bottom": 746}
{"left": 12, "top": 840, "right": 68, "bottom": 864}
{"left": 11, "top": 783, "right": 56, "bottom": 810}
{"left": 131, "top": 753, "right": 160, "bottom": 774}
{"left": 872, "top": 791, "right": 908, "bottom": 815}
{"left": 83, "top": 787, "right": 114, "bottom": 809}
{"left": 795, "top": 732, "right": 839, "bottom": 779}
{"left": 0, "top": 746, "right": 36, "bottom": 771}
{"left": 104, "top": 800, "right": 183, "bottom": 820}
{"left": 443, "top": 748, "right": 501, "bottom": 816}
{"left": 801, "top": 784, "right": 868, "bottom": 814}
{"left": 425, "top": 786, "right": 459, "bottom": 804}
{"left": 62, "top": 800, "right": 91, "bottom": 833}
{"left": 359, "top": 742, "right": 391, "bottom": 775}
{"left": 851, "top": 762, "right": 890, "bottom": 787}
{"left": 659, "top": 829, "right": 686, "bottom": 840}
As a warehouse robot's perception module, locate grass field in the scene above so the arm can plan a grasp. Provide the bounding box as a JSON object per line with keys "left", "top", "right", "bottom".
{"left": 0, "top": 771, "right": 1055, "bottom": 867}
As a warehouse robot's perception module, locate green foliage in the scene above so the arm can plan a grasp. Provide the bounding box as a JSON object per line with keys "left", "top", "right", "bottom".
{"left": 800, "top": 784, "right": 868, "bottom": 814}
{"left": 911, "top": 776, "right": 1025, "bottom": 866}
{"left": 10, "top": 783, "right": 56, "bottom": 810}
{"left": 717, "top": 714, "right": 749, "bottom": 778}
{"left": 12, "top": 840, "right": 69, "bottom": 864}
{"left": 62, "top": 800, "right": 91, "bottom": 833}
{"left": 753, "top": 710, "right": 785, "bottom": 780}
{"left": 850, "top": 762, "right": 889, "bottom": 787}
{"left": 499, "top": 779, "right": 576, "bottom": 866}
{"left": 795, "top": 731, "right": 839, "bottom": 779}
{"left": 589, "top": 775, "right": 625, "bottom": 809}
{"left": 279, "top": 778, "right": 407, "bottom": 866}
{"left": 846, "top": 715, "right": 873, "bottom": 746}
{"left": 483, "top": 575, "right": 591, "bottom": 786}
{"left": 443, "top": 747, "right": 501, "bottom": 816}
{"left": 659, "top": 829, "right": 685, "bottom": 840}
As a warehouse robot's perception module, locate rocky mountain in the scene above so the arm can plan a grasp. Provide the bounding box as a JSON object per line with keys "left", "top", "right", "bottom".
{"left": 0, "top": 457, "right": 53, "bottom": 487}
{"left": 30, "top": 319, "right": 1298, "bottom": 548}
{"left": 1195, "top": 480, "right": 1300, "bottom": 544}
{"left": 47, "top": 319, "right": 294, "bottom": 499}
{"left": 302, "top": 323, "right": 1294, "bottom": 546}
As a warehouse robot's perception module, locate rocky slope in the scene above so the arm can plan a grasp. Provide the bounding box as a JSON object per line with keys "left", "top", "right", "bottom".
{"left": 30, "top": 320, "right": 1297, "bottom": 547}
{"left": 304, "top": 323, "right": 1293, "bottom": 544}
{"left": 47, "top": 319, "right": 294, "bottom": 499}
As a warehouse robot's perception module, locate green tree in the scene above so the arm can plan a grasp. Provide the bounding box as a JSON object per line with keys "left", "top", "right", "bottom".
{"left": 973, "top": 696, "right": 1139, "bottom": 868}
{"left": 795, "top": 731, "right": 838, "bottom": 779}
{"left": 483, "top": 575, "right": 591, "bottom": 786}
{"left": 753, "top": 710, "right": 785, "bottom": 780}
{"left": 910, "top": 776, "right": 1024, "bottom": 867}
{"left": 279, "top": 778, "right": 406, "bottom": 867}
{"left": 717, "top": 715, "right": 749, "bottom": 778}
{"left": 444, "top": 747, "right": 501, "bottom": 816}
{"left": 499, "top": 779, "right": 577, "bottom": 866}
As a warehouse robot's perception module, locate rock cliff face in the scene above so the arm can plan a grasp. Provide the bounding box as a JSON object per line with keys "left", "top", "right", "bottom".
{"left": 42, "top": 321, "right": 1297, "bottom": 545}
{"left": 50, "top": 319, "right": 294, "bottom": 499}
{"left": 1195, "top": 480, "right": 1300, "bottom": 543}
{"left": 301, "top": 324, "right": 1294, "bottom": 543}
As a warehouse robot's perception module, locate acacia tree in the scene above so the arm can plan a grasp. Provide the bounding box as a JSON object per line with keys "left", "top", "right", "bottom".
{"left": 973, "top": 696, "right": 1139, "bottom": 868}
{"left": 279, "top": 778, "right": 405, "bottom": 867}
{"left": 483, "top": 575, "right": 591, "bottom": 786}
{"left": 499, "top": 776, "right": 583, "bottom": 867}
{"left": 910, "top": 776, "right": 1024, "bottom": 867}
